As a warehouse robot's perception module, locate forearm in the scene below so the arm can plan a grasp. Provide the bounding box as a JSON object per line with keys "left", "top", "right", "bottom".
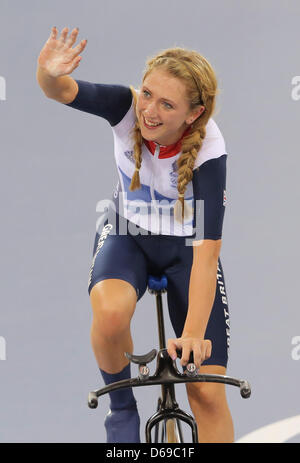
{"left": 36, "top": 66, "right": 77, "bottom": 102}
{"left": 183, "top": 252, "right": 218, "bottom": 339}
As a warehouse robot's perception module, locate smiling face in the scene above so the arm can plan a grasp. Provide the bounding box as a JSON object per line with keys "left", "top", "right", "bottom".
{"left": 136, "top": 68, "right": 204, "bottom": 146}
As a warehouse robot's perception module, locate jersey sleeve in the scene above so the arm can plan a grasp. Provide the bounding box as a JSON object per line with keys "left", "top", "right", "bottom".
{"left": 64, "top": 80, "right": 133, "bottom": 126}
{"left": 192, "top": 154, "right": 227, "bottom": 240}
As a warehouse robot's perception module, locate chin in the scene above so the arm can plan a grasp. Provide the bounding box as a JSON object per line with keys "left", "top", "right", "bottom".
{"left": 140, "top": 130, "right": 156, "bottom": 142}
{"left": 139, "top": 125, "right": 158, "bottom": 141}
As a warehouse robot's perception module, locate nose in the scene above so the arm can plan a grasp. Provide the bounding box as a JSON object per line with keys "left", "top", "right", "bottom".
{"left": 144, "top": 101, "right": 157, "bottom": 118}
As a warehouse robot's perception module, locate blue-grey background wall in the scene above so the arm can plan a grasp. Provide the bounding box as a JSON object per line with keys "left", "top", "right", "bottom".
{"left": 0, "top": 0, "right": 299, "bottom": 442}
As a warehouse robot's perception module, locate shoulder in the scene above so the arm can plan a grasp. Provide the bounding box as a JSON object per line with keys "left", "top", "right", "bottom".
{"left": 64, "top": 80, "right": 133, "bottom": 126}
{"left": 112, "top": 87, "right": 139, "bottom": 136}
{"left": 193, "top": 118, "right": 227, "bottom": 170}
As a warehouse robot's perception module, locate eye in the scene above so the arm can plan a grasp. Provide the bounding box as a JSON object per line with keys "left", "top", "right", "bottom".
{"left": 143, "top": 90, "right": 151, "bottom": 97}
{"left": 163, "top": 101, "right": 173, "bottom": 109}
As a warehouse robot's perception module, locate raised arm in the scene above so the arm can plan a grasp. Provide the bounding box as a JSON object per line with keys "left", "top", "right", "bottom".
{"left": 36, "top": 26, "right": 133, "bottom": 126}
{"left": 36, "top": 26, "right": 87, "bottom": 103}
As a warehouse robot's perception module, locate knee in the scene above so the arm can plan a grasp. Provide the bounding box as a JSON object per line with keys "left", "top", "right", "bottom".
{"left": 91, "top": 299, "right": 132, "bottom": 339}
{"left": 186, "top": 382, "right": 226, "bottom": 413}
{"left": 90, "top": 283, "right": 135, "bottom": 339}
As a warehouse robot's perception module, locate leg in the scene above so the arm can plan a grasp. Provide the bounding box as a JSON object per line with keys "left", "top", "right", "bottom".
{"left": 165, "top": 254, "right": 232, "bottom": 442}
{"left": 90, "top": 278, "right": 137, "bottom": 373}
{"left": 87, "top": 227, "right": 149, "bottom": 442}
{"left": 185, "top": 365, "right": 234, "bottom": 443}
{"left": 90, "top": 278, "right": 141, "bottom": 443}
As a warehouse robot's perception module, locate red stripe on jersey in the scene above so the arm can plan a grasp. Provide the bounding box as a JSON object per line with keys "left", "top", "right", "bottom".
{"left": 144, "top": 126, "right": 191, "bottom": 158}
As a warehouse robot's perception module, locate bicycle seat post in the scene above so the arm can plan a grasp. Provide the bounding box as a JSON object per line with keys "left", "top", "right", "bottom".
{"left": 147, "top": 275, "right": 168, "bottom": 402}
{"left": 147, "top": 274, "right": 170, "bottom": 401}
{"left": 148, "top": 277, "right": 167, "bottom": 351}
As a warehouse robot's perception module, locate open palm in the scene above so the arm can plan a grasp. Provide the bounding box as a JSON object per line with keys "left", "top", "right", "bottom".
{"left": 38, "top": 26, "right": 87, "bottom": 78}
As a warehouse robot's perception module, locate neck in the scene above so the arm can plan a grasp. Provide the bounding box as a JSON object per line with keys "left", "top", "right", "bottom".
{"left": 152, "top": 125, "right": 191, "bottom": 147}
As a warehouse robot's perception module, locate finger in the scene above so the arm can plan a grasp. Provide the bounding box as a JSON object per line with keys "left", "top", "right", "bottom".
{"left": 192, "top": 343, "right": 202, "bottom": 369}
{"left": 65, "top": 55, "right": 82, "bottom": 74}
{"left": 59, "top": 26, "right": 69, "bottom": 43}
{"left": 50, "top": 26, "right": 58, "bottom": 40}
{"left": 65, "top": 27, "right": 79, "bottom": 48}
{"left": 69, "top": 39, "right": 87, "bottom": 59}
{"left": 167, "top": 339, "right": 179, "bottom": 361}
{"left": 181, "top": 343, "right": 192, "bottom": 366}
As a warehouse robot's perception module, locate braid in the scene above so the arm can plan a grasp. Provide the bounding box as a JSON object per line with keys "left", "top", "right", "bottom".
{"left": 129, "top": 86, "right": 143, "bottom": 191}
{"left": 174, "top": 122, "right": 206, "bottom": 222}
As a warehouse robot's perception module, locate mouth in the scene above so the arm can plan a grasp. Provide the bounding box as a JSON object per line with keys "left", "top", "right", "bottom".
{"left": 142, "top": 115, "right": 163, "bottom": 130}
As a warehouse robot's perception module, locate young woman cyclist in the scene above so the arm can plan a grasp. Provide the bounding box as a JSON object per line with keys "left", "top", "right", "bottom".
{"left": 37, "top": 26, "right": 233, "bottom": 443}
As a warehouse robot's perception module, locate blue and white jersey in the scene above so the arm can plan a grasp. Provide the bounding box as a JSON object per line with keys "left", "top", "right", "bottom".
{"left": 65, "top": 80, "right": 228, "bottom": 239}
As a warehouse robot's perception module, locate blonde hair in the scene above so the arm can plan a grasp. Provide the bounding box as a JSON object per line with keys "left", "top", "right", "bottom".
{"left": 129, "top": 47, "right": 219, "bottom": 222}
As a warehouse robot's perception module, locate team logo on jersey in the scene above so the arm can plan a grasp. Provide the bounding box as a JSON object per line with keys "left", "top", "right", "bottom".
{"left": 169, "top": 160, "right": 178, "bottom": 189}
{"left": 124, "top": 150, "right": 135, "bottom": 164}
{"left": 223, "top": 190, "right": 227, "bottom": 206}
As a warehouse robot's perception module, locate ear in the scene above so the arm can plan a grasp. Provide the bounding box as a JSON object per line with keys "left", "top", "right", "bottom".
{"left": 186, "top": 105, "right": 205, "bottom": 125}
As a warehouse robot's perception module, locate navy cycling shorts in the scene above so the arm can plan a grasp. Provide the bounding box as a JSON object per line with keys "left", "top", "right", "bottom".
{"left": 87, "top": 215, "right": 230, "bottom": 368}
